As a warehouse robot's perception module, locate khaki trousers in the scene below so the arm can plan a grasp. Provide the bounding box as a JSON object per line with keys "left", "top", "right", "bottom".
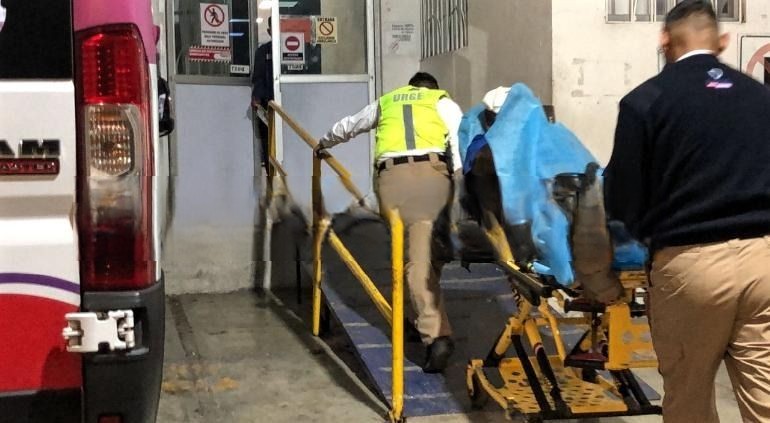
{"left": 376, "top": 156, "right": 453, "bottom": 345}
{"left": 650, "top": 236, "right": 770, "bottom": 423}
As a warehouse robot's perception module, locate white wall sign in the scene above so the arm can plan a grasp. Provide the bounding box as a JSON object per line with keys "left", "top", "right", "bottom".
{"left": 200, "top": 3, "right": 230, "bottom": 47}
{"left": 385, "top": 22, "right": 417, "bottom": 56}
{"left": 281, "top": 32, "right": 306, "bottom": 65}
{"left": 230, "top": 64, "right": 250, "bottom": 74}
{"left": 314, "top": 17, "right": 338, "bottom": 44}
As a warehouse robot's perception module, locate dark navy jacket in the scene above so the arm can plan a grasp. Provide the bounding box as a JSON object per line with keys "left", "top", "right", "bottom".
{"left": 251, "top": 42, "right": 273, "bottom": 107}
{"left": 605, "top": 54, "right": 770, "bottom": 252}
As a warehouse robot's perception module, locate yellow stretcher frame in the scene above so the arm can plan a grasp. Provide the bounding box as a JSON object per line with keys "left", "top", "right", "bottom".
{"left": 465, "top": 217, "right": 661, "bottom": 421}
{"left": 261, "top": 102, "right": 408, "bottom": 422}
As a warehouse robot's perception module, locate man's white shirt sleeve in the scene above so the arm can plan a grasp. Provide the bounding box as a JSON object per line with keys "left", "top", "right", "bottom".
{"left": 437, "top": 97, "right": 464, "bottom": 173}
{"left": 319, "top": 102, "right": 379, "bottom": 148}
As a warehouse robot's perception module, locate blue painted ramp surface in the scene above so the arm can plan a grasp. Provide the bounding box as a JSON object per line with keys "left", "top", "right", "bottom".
{"left": 323, "top": 282, "right": 465, "bottom": 416}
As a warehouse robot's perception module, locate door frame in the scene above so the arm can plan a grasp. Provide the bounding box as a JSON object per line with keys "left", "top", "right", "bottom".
{"left": 270, "top": 0, "right": 377, "bottom": 166}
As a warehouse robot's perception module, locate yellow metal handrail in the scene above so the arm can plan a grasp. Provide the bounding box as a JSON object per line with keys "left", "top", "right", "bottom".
{"left": 268, "top": 100, "right": 366, "bottom": 204}
{"left": 327, "top": 231, "right": 394, "bottom": 325}
{"left": 262, "top": 101, "right": 406, "bottom": 422}
{"left": 386, "top": 209, "right": 405, "bottom": 422}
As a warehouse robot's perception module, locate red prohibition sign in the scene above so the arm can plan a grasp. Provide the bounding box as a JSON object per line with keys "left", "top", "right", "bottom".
{"left": 204, "top": 4, "right": 225, "bottom": 27}
{"left": 285, "top": 36, "right": 301, "bottom": 51}
{"left": 746, "top": 43, "right": 770, "bottom": 77}
{"left": 319, "top": 21, "right": 334, "bottom": 36}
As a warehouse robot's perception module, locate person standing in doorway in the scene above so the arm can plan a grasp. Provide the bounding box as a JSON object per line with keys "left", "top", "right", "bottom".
{"left": 605, "top": 1, "right": 770, "bottom": 421}
{"left": 315, "top": 72, "right": 464, "bottom": 373}
{"left": 251, "top": 16, "right": 274, "bottom": 168}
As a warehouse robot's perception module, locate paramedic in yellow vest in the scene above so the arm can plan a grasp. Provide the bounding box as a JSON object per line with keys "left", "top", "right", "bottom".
{"left": 315, "top": 73, "right": 463, "bottom": 373}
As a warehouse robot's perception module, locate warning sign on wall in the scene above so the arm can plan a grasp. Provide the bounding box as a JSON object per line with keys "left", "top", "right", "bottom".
{"left": 314, "top": 17, "right": 338, "bottom": 44}
{"left": 281, "top": 32, "right": 306, "bottom": 65}
{"left": 200, "top": 3, "right": 230, "bottom": 47}
{"left": 385, "top": 22, "right": 417, "bottom": 56}
{"left": 188, "top": 45, "right": 232, "bottom": 62}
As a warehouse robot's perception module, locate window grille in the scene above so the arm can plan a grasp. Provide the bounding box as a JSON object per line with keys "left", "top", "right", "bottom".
{"left": 421, "top": 0, "right": 468, "bottom": 59}
{"left": 608, "top": 0, "right": 741, "bottom": 23}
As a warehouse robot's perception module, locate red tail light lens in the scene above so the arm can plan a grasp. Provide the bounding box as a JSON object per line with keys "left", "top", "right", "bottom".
{"left": 75, "top": 25, "right": 155, "bottom": 291}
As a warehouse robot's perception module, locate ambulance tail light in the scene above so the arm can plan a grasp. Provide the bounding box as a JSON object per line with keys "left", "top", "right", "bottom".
{"left": 75, "top": 24, "right": 155, "bottom": 291}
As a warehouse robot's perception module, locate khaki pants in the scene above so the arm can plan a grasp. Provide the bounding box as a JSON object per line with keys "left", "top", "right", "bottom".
{"left": 376, "top": 156, "right": 453, "bottom": 345}
{"left": 650, "top": 236, "right": 770, "bottom": 423}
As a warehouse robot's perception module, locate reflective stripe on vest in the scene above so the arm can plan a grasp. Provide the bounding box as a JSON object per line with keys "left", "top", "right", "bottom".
{"left": 375, "top": 86, "right": 449, "bottom": 160}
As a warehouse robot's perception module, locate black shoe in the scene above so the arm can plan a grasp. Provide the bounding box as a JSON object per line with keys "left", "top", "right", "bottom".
{"left": 423, "top": 337, "right": 455, "bottom": 374}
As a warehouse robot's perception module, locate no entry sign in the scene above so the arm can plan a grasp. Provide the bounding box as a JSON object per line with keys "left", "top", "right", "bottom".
{"left": 281, "top": 32, "right": 306, "bottom": 66}
{"left": 285, "top": 36, "right": 301, "bottom": 51}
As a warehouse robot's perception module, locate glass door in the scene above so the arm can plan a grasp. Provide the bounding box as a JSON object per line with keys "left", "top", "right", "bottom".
{"left": 267, "top": 0, "right": 376, "bottom": 214}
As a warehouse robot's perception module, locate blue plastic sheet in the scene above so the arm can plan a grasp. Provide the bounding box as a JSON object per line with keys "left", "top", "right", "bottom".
{"left": 458, "top": 103, "right": 486, "bottom": 165}
{"left": 458, "top": 83, "right": 646, "bottom": 286}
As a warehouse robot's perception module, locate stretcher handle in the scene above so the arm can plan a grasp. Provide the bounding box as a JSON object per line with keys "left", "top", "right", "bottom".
{"left": 501, "top": 262, "right": 554, "bottom": 305}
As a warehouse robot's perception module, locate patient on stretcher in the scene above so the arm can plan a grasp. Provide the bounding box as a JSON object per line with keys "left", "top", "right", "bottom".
{"left": 457, "top": 84, "right": 647, "bottom": 304}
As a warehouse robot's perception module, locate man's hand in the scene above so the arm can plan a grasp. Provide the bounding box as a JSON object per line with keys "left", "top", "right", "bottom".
{"left": 251, "top": 98, "right": 261, "bottom": 108}
{"left": 313, "top": 143, "right": 331, "bottom": 160}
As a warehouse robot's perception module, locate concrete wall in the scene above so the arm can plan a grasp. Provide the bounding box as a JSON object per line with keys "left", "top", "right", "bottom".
{"left": 164, "top": 84, "right": 259, "bottom": 294}
{"left": 552, "top": 0, "right": 770, "bottom": 164}
{"left": 421, "top": 0, "right": 554, "bottom": 109}
{"left": 379, "top": 0, "right": 423, "bottom": 93}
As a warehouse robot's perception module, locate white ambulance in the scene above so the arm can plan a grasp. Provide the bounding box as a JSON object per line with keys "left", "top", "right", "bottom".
{"left": 0, "top": 0, "right": 170, "bottom": 421}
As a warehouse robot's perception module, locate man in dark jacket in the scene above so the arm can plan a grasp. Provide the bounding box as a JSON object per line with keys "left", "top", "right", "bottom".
{"left": 251, "top": 17, "right": 274, "bottom": 168}
{"left": 605, "top": 2, "right": 770, "bottom": 421}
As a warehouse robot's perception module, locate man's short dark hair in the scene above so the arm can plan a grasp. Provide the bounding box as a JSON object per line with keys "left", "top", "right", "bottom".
{"left": 665, "top": 0, "right": 717, "bottom": 30}
{"left": 408, "top": 72, "right": 439, "bottom": 89}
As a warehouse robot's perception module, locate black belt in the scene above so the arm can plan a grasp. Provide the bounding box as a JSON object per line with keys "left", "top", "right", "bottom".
{"left": 377, "top": 153, "right": 447, "bottom": 172}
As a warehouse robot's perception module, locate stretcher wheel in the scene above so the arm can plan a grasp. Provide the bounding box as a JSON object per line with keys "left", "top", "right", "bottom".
{"left": 469, "top": 372, "right": 490, "bottom": 409}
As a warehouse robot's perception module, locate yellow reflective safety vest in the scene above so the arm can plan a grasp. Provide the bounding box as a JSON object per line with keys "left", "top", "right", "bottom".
{"left": 375, "top": 85, "right": 449, "bottom": 160}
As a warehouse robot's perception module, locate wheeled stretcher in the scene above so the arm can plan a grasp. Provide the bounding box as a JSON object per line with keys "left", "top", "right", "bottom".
{"left": 459, "top": 85, "right": 662, "bottom": 421}
{"left": 466, "top": 222, "right": 660, "bottom": 421}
